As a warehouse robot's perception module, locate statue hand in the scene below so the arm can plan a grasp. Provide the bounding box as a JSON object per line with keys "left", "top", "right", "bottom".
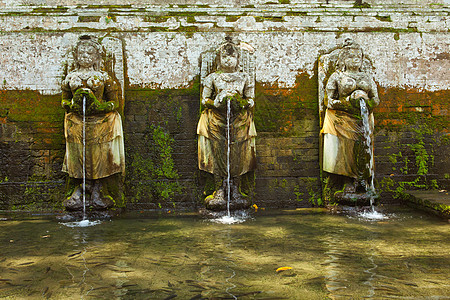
{"left": 61, "top": 99, "right": 72, "bottom": 112}
{"left": 350, "top": 90, "right": 369, "bottom": 108}
{"left": 327, "top": 97, "right": 344, "bottom": 109}
{"left": 202, "top": 98, "right": 215, "bottom": 108}
{"left": 214, "top": 95, "right": 227, "bottom": 109}
{"left": 95, "top": 101, "right": 116, "bottom": 113}
{"left": 229, "top": 94, "right": 250, "bottom": 111}
{"left": 214, "top": 91, "right": 227, "bottom": 108}
{"left": 70, "top": 102, "right": 82, "bottom": 114}
{"left": 366, "top": 98, "right": 377, "bottom": 112}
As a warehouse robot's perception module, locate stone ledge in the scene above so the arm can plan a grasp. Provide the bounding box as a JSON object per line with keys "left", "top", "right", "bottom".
{"left": 402, "top": 190, "right": 450, "bottom": 221}
{"left": 0, "top": 6, "right": 447, "bottom": 33}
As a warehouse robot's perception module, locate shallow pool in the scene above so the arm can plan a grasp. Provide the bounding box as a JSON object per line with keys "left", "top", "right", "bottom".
{"left": 1, "top": 206, "right": 449, "bottom": 299}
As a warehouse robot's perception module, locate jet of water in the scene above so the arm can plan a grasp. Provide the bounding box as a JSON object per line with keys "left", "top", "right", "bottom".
{"left": 226, "top": 97, "right": 231, "bottom": 217}
{"left": 360, "top": 99, "right": 375, "bottom": 210}
{"left": 82, "top": 95, "right": 86, "bottom": 220}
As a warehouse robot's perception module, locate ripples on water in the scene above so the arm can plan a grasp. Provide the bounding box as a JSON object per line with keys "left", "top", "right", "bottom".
{"left": 0, "top": 206, "right": 449, "bottom": 299}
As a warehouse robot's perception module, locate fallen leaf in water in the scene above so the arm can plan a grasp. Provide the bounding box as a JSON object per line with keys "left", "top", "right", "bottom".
{"left": 42, "top": 286, "right": 49, "bottom": 296}
{"left": 276, "top": 267, "right": 292, "bottom": 273}
{"left": 68, "top": 251, "right": 82, "bottom": 258}
{"left": 9, "top": 240, "right": 13, "bottom": 243}
{"left": 41, "top": 235, "right": 51, "bottom": 238}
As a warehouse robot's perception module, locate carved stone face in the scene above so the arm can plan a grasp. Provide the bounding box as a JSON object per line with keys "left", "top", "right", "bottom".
{"left": 76, "top": 43, "right": 98, "bottom": 69}
{"left": 343, "top": 49, "right": 363, "bottom": 70}
{"left": 219, "top": 51, "right": 238, "bottom": 72}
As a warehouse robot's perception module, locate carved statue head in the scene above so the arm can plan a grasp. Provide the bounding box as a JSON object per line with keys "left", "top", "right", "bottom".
{"left": 73, "top": 35, "right": 103, "bottom": 70}
{"left": 216, "top": 37, "right": 240, "bottom": 73}
{"left": 336, "top": 38, "right": 364, "bottom": 72}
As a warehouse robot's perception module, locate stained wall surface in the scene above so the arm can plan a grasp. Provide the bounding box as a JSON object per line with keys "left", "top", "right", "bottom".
{"left": 0, "top": 1, "right": 448, "bottom": 209}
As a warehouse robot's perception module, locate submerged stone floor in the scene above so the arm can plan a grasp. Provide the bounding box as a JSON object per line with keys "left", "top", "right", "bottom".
{"left": 403, "top": 190, "right": 450, "bottom": 222}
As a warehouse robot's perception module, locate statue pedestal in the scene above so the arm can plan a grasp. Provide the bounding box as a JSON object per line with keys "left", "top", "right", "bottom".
{"left": 334, "top": 191, "right": 380, "bottom": 206}
{"left": 205, "top": 194, "right": 251, "bottom": 211}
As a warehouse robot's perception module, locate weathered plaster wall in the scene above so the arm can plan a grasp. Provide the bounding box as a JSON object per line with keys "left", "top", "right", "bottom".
{"left": 0, "top": 2, "right": 448, "bottom": 209}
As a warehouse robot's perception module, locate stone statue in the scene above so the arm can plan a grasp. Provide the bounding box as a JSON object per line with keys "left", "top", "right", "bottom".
{"left": 319, "top": 38, "right": 379, "bottom": 203}
{"left": 61, "top": 35, "right": 125, "bottom": 210}
{"left": 197, "top": 37, "right": 256, "bottom": 211}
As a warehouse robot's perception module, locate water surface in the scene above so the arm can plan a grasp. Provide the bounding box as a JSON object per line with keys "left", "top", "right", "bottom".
{"left": 0, "top": 206, "right": 449, "bottom": 299}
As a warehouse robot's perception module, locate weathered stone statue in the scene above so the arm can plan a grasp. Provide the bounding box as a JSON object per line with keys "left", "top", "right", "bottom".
{"left": 319, "top": 38, "right": 379, "bottom": 203}
{"left": 61, "top": 35, "right": 125, "bottom": 210}
{"left": 197, "top": 37, "right": 256, "bottom": 211}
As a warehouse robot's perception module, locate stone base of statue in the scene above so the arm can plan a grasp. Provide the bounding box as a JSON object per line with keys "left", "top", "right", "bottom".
{"left": 323, "top": 173, "right": 379, "bottom": 206}
{"left": 334, "top": 191, "right": 379, "bottom": 206}
{"left": 63, "top": 175, "right": 123, "bottom": 211}
{"left": 204, "top": 183, "right": 251, "bottom": 211}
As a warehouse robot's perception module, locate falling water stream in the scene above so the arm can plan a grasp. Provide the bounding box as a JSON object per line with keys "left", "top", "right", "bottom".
{"left": 359, "top": 99, "right": 374, "bottom": 195}
{"left": 212, "top": 97, "right": 246, "bottom": 224}
{"left": 62, "top": 95, "right": 100, "bottom": 228}
{"left": 226, "top": 98, "right": 231, "bottom": 217}
{"left": 82, "top": 95, "right": 86, "bottom": 220}
{"left": 359, "top": 99, "right": 386, "bottom": 220}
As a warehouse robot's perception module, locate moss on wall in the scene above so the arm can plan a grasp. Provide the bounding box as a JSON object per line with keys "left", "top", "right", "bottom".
{"left": 374, "top": 87, "right": 449, "bottom": 199}
{"left": 255, "top": 72, "right": 318, "bottom": 135}
{"left": 0, "top": 90, "right": 65, "bottom": 210}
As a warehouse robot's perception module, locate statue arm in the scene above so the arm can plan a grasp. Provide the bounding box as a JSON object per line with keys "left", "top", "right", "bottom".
{"left": 61, "top": 76, "right": 75, "bottom": 112}
{"left": 201, "top": 75, "right": 215, "bottom": 108}
{"left": 95, "top": 75, "right": 119, "bottom": 113}
{"left": 243, "top": 75, "right": 255, "bottom": 108}
{"left": 367, "top": 77, "right": 380, "bottom": 112}
{"left": 326, "top": 73, "right": 347, "bottom": 110}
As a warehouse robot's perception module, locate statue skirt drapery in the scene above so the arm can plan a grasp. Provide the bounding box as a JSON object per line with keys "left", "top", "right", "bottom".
{"left": 197, "top": 108, "right": 257, "bottom": 177}
{"left": 321, "top": 109, "right": 374, "bottom": 180}
{"left": 62, "top": 111, "right": 125, "bottom": 180}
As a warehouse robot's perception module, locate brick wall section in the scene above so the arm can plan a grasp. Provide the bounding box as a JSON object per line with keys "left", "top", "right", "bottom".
{"left": 0, "top": 91, "right": 65, "bottom": 209}
{"left": 0, "top": 78, "right": 448, "bottom": 210}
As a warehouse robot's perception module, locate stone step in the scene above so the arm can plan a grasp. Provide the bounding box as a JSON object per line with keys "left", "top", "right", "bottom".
{"left": 402, "top": 190, "right": 450, "bottom": 222}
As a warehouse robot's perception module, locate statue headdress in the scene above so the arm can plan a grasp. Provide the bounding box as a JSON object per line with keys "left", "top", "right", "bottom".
{"left": 73, "top": 35, "right": 104, "bottom": 70}
{"left": 336, "top": 38, "right": 364, "bottom": 71}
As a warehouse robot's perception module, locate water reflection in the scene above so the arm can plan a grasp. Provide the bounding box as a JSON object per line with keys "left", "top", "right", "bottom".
{"left": 0, "top": 207, "right": 449, "bottom": 299}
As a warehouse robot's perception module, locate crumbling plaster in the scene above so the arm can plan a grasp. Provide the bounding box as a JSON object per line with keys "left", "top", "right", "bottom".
{"left": 0, "top": 2, "right": 448, "bottom": 93}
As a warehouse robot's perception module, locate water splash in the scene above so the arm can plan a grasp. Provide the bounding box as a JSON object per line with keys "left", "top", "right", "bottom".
{"left": 358, "top": 210, "right": 388, "bottom": 221}
{"left": 210, "top": 211, "right": 249, "bottom": 224}
{"left": 61, "top": 219, "right": 102, "bottom": 228}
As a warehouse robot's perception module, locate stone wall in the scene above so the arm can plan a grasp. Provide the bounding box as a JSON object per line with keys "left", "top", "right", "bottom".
{"left": 0, "top": 1, "right": 448, "bottom": 209}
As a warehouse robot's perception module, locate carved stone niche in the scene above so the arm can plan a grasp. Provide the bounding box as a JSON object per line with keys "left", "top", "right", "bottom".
{"left": 318, "top": 38, "right": 380, "bottom": 205}
{"left": 197, "top": 36, "right": 257, "bottom": 211}
{"left": 61, "top": 35, "right": 126, "bottom": 213}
